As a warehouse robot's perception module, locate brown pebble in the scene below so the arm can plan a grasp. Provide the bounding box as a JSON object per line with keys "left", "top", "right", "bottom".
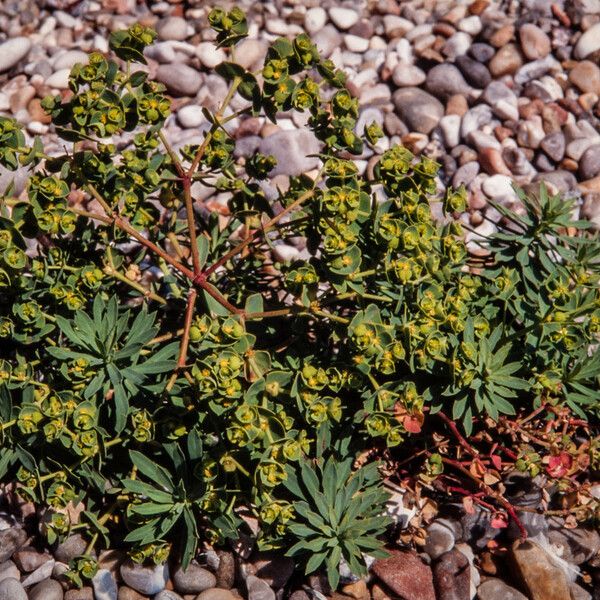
{"left": 469, "top": 0, "right": 489, "bottom": 15}
{"left": 479, "top": 147, "right": 512, "bottom": 175}
{"left": 446, "top": 94, "right": 468, "bottom": 116}
{"left": 479, "top": 551, "right": 498, "bottom": 575}
{"left": 117, "top": 586, "right": 149, "bottom": 600}
{"left": 561, "top": 158, "right": 579, "bottom": 171}
{"left": 433, "top": 22, "right": 456, "bottom": 37}
{"left": 557, "top": 97, "right": 584, "bottom": 117}
{"left": 489, "top": 44, "right": 523, "bottom": 77}
{"left": 519, "top": 99, "right": 543, "bottom": 120}
{"left": 371, "top": 583, "right": 393, "bottom": 600}
{"left": 489, "top": 24, "right": 515, "bottom": 48}
{"left": 551, "top": 3, "right": 571, "bottom": 27}
{"left": 27, "top": 97, "right": 52, "bottom": 124}
{"left": 494, "top": 125, "right": 513, "bottom": 142}
{"left": 569, "top": 60, "right": 600, "bottom": 94}
{"left": 341, "top": 580, "right": 369, "bottom": 600}
{"left": 579, "top": 92, "right": 599, "bottom": 111}
{"left": 542, "top": 103, "right": 569, "bottom": 133}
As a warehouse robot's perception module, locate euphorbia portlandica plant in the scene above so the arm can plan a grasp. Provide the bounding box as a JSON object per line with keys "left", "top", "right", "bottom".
{"left": 0, "top": 6, "right": 598, "bottom": 587}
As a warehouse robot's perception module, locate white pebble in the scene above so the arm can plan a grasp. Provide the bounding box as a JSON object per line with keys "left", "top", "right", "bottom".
{"left": 575, "top": 22, "right": 600, "bottom": 59}
{"left": 458, "top": 15, "right": 482, "bottom": 36}
{"left": 329, "top": 7, "right": 359, "bottom": 30}
{"left": 196, "top": 42, "right": 226, "bottom": 69}
{"left": 177, "top": 105, "right": 205, "bottom": 129}
{"left": 305, "top": 7, "right": 327, "bottom": 34}
{"left": 0, "top": 37, "right": 32, "bottom": 73}
{"left": 344, "top": 34, "right": 369, "bottom": 53}
{"left": 45, "top": 68, "right": 71, "bottom": 89}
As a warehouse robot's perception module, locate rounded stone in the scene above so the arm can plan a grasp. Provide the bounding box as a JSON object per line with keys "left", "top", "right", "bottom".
{"left": 579, "top": 145, "right": 600, "bottom": 180}
{"left": 424, "top": 521, "right": 456, "bottom": 559}
{"left": 519, "top": 24, "right": 551, "bottom": 60}
{"left": 173, "top": 563, "right": 216, "bottom": 594}
{"left": 574, "top": 22, "right": 600, "bottom": 59}
{"left": 54, "top": 534, "right": 88, "bottom": 564}
{"left": 426, "top": 63, "right": 472, "bottom": 99}
{"left": 0, "top": 578, "right": 27, "bottom": 600}
{"left": 45, "top": 69, "right": 71, "bottom": 89}
{"left": 569, "top": 61, "right": 600, "bottom": 94}
{"left": 29, "top": 578, "right": 64, "bottom": 600}
{"left": 177, "top": 105, "right": 205, "bottom": 129}
{"left": 304, "top": 7, "right": 327, "bottom": 35}
{"left": 156, "top": 16, "right": 188, "bottom": 41}
{"left": 0, "top": 37, "right": 32, "bottom": 72}
{"left": 196, "top": 589, "right": 238, "bottom": 600}
{"left": 156, "top": 64, "right": 202, "bottom": 97}
{"left": 259, "top": 129, "right": 321, "bottom": 177}
{"left": 393, "top": 87, "right": 444, "bottom": 134}
{"left": 120, "top": 560, "right": 168, "bottom": 596}
{"left": 455, "top": 55, "right": 491, "bottom": 88}
{"left": 392, "top": 62, "right": 426, "bottom": 87}
{"left": 197, "top": 42, "right": 226, "bottom": 69}
{"left": 469, "top": 43, "right": 495, "bottom": 63}
{"left": 489, "top": 44, "right": 523, "bottom": 77}
{"left": 52, "top": 50, "right": 89, "bottom": 71}
{"left": 328, "top": 7, "right": 359, "bottom": 30}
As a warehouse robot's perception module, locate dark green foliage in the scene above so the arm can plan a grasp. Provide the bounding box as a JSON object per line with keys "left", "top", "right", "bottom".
{"left": 0, "top": 7, "right": 598, "bottom": 588}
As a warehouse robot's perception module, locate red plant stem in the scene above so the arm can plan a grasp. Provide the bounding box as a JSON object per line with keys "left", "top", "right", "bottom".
{"left": 438, "top": 411, "right": 478, "bottom": 457}
{"left": 438, "top": 455, "right": 528, "bottom": 540}
{"left": 177, "top": 289, "right": 197, "bottom": 369}
{"left": 445, "top": 486, "right": 497, "bottom": 511}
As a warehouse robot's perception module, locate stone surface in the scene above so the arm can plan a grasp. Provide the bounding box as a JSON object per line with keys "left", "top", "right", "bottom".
{"left": 215, "top": 551, "right": 235, "bottom": 590}
{"left": 0, "top": 38, "right": 32, "bottom": 72}
{"left": 64, "top": 588, "right": 94, "bottom": 600}
{"left": 579, "top": 145, "right": 600, "bottom": 180}
{"left": 425, "top": 63, "right": 472, "bottom": 99}
{"left": 246, "top": 575, "right": 275, "bottom": 600}
{"left": 244, "top": 554, "right": 295, "bottom": 590}
{"left": 455, "top": 55, "right": 491, "bottom": 88}
{"left": 393, "top": 87, "right": 444, "bottom": 134}
{"left": 92, "top": 569, "right": 118, "bottom": 600}
{"left": 518, "top": 24, "right": 551, "bottom": 60}
{"left": 177, "top": 105, "right": 205, "bottom": 129}
{"left": 432, "top": 549, "right": 471, "bottom": 600}
{"left": 54, "top": 534, "right": 88, "bottom": 564}
{"left": 0, "top": 578, "right": 27, "bottom": 600}
{"left": 574, "top": 22, "right": 600, "bottom": 59}
{"left": 476, "top": 578, "right": 527, "bottom": 600}
{"left": 156, "top": 64, "right": 202, "bottom": 97}
{"left": 424, "top": 520, "right": 457, "bottom": 559}
{"left": 120, "top": 560, "right": 168, "bottom": 596}
{"left": 305, "top": 8, "right": 327, "bottom": 35}
{"left": 329, "top": 7, "right": 359, "bottom": 30}
{"left": 0, "top": 561, "right": 19, "bottom": 584}
{"left": 117, "top": 587, "right": 148, "bottom": 600}
{"left": 259, "top": 129, "right": 320, "bottom": 177}
{"left": 371, "top": 550, "right": 436, "bottom": 600}
{"left": 548, "top": 521, "right": 600, "bottom": 565}
{"left": 541, "top": 132, "right": 566, "bottom": 162}
{"left": 489, "top": 44, "right": 523, "bottom": 77}
{"left": 156, "top": 16, "right": 188, "bottom": 41}
{"left": 569, "top": 61, "right": 600, "bottom": 94}
{"left": 0, "top": 528, "right": 27, "bottom": 563}
{"left": 510, "top": 540, "right": 571, "bottom": 600}
{"left": 29, "top": 578, "right": 64, "bottom": 600}
{"left": 195, "top": 589, "right": 238, "bottom": 600}
{"left": 173, "top": 563, "right": 216, "bottom": 594}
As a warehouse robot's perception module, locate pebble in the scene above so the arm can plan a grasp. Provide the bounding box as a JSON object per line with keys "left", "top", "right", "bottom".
{"left": 518, "top": 24, "right": 551, "bottom": 60}
{"left": 578, "top": 144, "right": 600, "bottom": 180}
{"left": 489, "top": 44, "right": 523, "bottom": 77}
{"left": 304, "top": 7, "right": 327, "bottom": 35}
{"left": 0, "top": 38, "right": 32, "bottom": 72}
{"left": 119, "top": 560, "right": 168, "bottom": 596}
{"left": 329, "top": 7, "right": 359, "bottom": 30}
{"left": 195, "top": 589, "right": 238, "bottom": 600}
{"left": 482, "top": 174, "right": 516, "bottom": 201}
{"left": 469, "top": 43, "right": 495, "bottom": 62}
{"left": 197, "top": 43, "right": 226, "bottom": 69}
{"left": 0, "top": 578, "right": 27, "bottom": 600}
{"left": 173, "top": 563, "right": 216, "bottom": 594}
{"left": 477, "top": 578, "right": 528, "bottom": 600}
{"left": 13, "top": 549, "right": 52, "bottom": 573}
{"left": 482, "top": 81, "right": 518, "bottom": 121}
{"left": 234, "top": 39, "right": 268, "bottom": 70}
{"left": 453, "top": 161, "right": 480, "bottom": 187}
{"left": 177, "top": 105, "right": 205, "bottom": 129}
{"left": 64, "top": 587, "right": 94, "bottom": 600}
{"left": 439, "top": 114, "right": 461, "bottom": 148}
{"left": 45, "top": 68, "right": 71, "bottom": 89}
{"left": 372, "top": 550, "right": 435, "bottom": 600}
{"left": 156, "top": 16, "right": 188, "bottom": 41}
{"left": 455, "top": 55, "right": 491, "bottom": 88}
{"left": 569, "top": 61, "right": 600, "bottom": 94}
{"left": 215, "top": 550, "right": 235, "bottom": 590}
{"left": 458, "top": 15, "right": 482, "bottom": 36}
{"left": 424, "top": 520, "right": 457, "bottom": 560}
{"left": 345, "top": 34, "right": 370, "bottom": 53}
{"left": 392, "top": 62, "right": 426, "bottom": 86}
{"left": 154, "top": 591, "right": 185, "bottom": 600}
{"left": 259, "top": 129, "right": 320, "bottom": 177}
{"left": 246, "top": 575, "right": 275, "bottom": 600}
{"left": 312, "top": 25, "right": 342, "bottom": 57}
{"left": 156, "top": 64, "right": 202, "bottom": 97}
{"left": 54, "top": 534, "right": 88, "bottom": 564}
{"left": 29, "top": 578, "right": 64, "bottom": 600}
{"left": 21, "top": 559, "right": 56, "bottom": 587}
{"left": 117, "top": 588, "right": 147, "bottom": 600}
{"left": 0, "top": 561, "right": 19, "bottom": 584}
{"left": 540, "top": 131, "right": 566, "bottom": 161}
{"left": 461, "top": 104, "right": 493, "bottom": 138}
{"left": 574, "top": 22, "right": 600, "bottom": 59}
{"left": 393, "top": 87, "right": 444, "bottom": 134}
{"left": 433, "top": 549, "right": 471, "bottom": 600}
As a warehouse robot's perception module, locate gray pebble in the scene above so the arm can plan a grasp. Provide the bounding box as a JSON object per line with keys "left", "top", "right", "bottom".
{"left": 469, "top": 43, "right": 495, "bottom": 63}
{"left": 156, "top": 64, "right": 202, "bottom": 97}
{"left": 579, "top": 145, "right": 600, "bottom": 180}
{"left": 92, "top": 569, "right": 117, "bottom": 600}
{"left": 246, "top": 575, "right": 275, "bottom": 600}
{"left": 0, "top": 578, "right": 27, "bottom": 600}
{"left": 120, "top": 560, "right": 169, "bottom": 596}
{"left": 392, "top": 87, "right": 444, "bottom": 134}
{"left": 540, "top": 132, "right": 566, "bottom": 162}
{"left": 259, "top": 130, "right": 321, "bottom": 177}
{"left": 0, "top": 527, "right": 26, "bottom": 563}
{"left": 455, "top": 55, "right": 491, "bottom": 89}
{"left": 173, "top": 563, "right": 216, "bottom": 594}
{"left": 29, "top": 578, "right": 64, "bottom": 600}
{"left": 453, "top": 162, "right": 480, "bottom": 188}
{"left": 425, "top": 63, "right": 473, "bottom": 99}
